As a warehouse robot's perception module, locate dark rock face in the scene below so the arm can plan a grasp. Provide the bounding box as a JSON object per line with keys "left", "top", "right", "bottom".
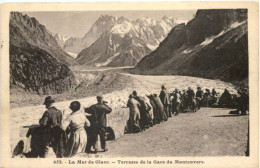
{"left": 10, "top": 12, "right": 76, "bottom": 94}
{"left": 10, "top": 12, "right": 77, "bottom": 66}
{"left": 185, "top": 9, "right": 247, "bottom": 46}
{"left": 135, "top": 9, "right": 248, "bottom": 82}
{"left": 10, "top": 43, "right": 76, "bottom": 95}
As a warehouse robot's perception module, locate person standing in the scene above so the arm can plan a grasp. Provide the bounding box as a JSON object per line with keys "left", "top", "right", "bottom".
{"left": 219, "top": 89, "right": 232, "bottom": 107}
{"left": 153, "top": 94, "right": 167, "bottom": 121}
{"left": 132, "top": 91, "right": 150, "bottom": 130}
{"left": 143, "top": 96, "right": 154, "bottom": 127}
{"left": 196, "top": 87, "right": 204, "bottom": 109}
{"left": 127, "top": 94, "right": 141, "bottom": 132}
{"left": 212, "top": 88, "right": 218, "bottom": 97}
{"left": 187, "top": 87, "right": 195, "bottom": 109}
{"left": 88, "top": 96, "right": 112, "bottom": 152}
{"left": 61, "top": 101, "right": 90, "bottom": 157}
{"left": 181, "top": 90, "right": 188, "bottom": 110}
{"left": 159, "top": 85, "right": 170, "bottom": 119}
{"left": 147, "top": 94, "right": 158, "bottom": 124}
{"left": 172, "top": 89, "right": 181, "bottom": 116}
{"left": 39, "top": 96, "right": 65, "bottom": 158}
{"left": 237, "top": 88, "right": 249, "bottom": 115}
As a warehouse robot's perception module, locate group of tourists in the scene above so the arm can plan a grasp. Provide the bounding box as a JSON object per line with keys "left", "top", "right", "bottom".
{"left": 126, "top": 85, "right": 249, "bottom": 133}
{"left": 23, "top": 84, "right": 248, "bottom": 158}
{"left": 126, "top": 85, "right": 201, "bottom": 133}
{"left": 26, "top": 95, "right": 112, "bottom": 158}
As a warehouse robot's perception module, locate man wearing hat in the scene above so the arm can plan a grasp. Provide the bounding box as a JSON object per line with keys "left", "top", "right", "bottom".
{"left": 196, "top": 87, "right": 204, "bottom": 109}
{"left": 159, "top": 85, "right": 170, "bottom": 119}
{"left": 39, "top": 96, "right": 64, "bottom": 158}
{"left": 86, "top": 95, "right": 112, "bottom": 152}
{"left": 172, "top": 89, "right": 181, "bottom": 116}
{"left": 187, "top": 87, "right": 195, "bottom": 109}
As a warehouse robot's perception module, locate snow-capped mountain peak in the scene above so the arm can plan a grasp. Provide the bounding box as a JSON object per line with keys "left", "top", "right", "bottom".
{"left": 110, "top": 21, "right": 133, "bottom": 37}
{"left": 76, "top": 15, "right": 179, "bottom": 67}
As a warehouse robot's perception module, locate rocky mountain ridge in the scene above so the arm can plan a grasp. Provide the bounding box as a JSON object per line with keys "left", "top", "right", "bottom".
{"left": 10, "top": 12, "right": 77, "bottom": 66}
{"left": 134, "top": 9, "right": 248, "bottom": 82}
{"left": 10, "top": 12, "right": 76, "bottom": 94}
{"left": 76, "top": 15, "right": 183, "bottom": 67}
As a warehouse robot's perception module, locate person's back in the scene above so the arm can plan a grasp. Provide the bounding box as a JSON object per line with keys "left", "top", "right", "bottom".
{"left": 187, "top": 89, "right": 195, "bottom": 99}
{"left": 67, "top": 112, "right": 89, "bottom": 131}
{"left": 39, "top": 96, "right": 64, "bottom": 158}
{"left": 91, "top": 102, "right": 112, "bottom": 127}
{"left": 196, "top": 90, "right": 203, "bottom": 99}
{"left": 127, "top": 97, "right": 140, "bottom": 113}
{"left": 153, "top": 94, "right": 166, "bottom": 121}
{"left": 89, "top": 96, "right": 112, "bottom": 152}
{"left": 174, "top": 92, "right": 181, "bottom": 103}
{"left": 159, "top": 89, "right": 169, "bottom": 106}
{"left": 40, "top": 107, "right": 62, "bottom": 129}
{"left": 212, "top": 89, "right": 217, "bottom": 97}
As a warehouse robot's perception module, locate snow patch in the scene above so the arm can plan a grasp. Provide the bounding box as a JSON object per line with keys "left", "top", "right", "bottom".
{"left": 110, "top": 21, "right": 133, "bottom": 38}
{"left": 230, "top": 21, "right": 247, "bottom": 29}
{"left": 147, "top": 43, "right": 158, "bottom": 50}
{"left": 95, "top": 53, "right": 120, "bottom": 67}
{"left": 200, "top": 21, "right": 247, "bottom": 46}
{"left": 66, "top": 52, "right": 78, "bottom": 58}
{"left": 182, "top": 49, "right": 193, "bottom": 54}
{"left": 174, "top": 19, "right": 189, "bottom": 24}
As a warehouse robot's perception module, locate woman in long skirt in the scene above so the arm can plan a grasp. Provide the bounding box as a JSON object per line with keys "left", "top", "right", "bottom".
{"left": 61, "top": 101, "right": 90, "bottom": 157}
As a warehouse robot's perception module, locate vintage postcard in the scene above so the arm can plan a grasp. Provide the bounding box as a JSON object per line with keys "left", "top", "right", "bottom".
{"left": 0, "top": 1, "right": 259, "bottom": 168}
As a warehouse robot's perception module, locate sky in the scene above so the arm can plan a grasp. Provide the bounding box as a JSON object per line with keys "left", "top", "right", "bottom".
{"left": 24, "top": 10, "right": 197, "bottom": 38}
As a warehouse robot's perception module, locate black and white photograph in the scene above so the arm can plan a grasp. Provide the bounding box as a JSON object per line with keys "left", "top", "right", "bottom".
{"left": 0, "top": 1, "right": 259, "bottom": 168}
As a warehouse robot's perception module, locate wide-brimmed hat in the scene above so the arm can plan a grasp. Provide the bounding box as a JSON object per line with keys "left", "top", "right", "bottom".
{"left": 96, "top": 95, "right": 103, "bottom": 99}
{"left": 43, "top": 96, "right": 55, "bottom": 105}
{"left": 133, "top": 90, "right": 137, "bottom": 96}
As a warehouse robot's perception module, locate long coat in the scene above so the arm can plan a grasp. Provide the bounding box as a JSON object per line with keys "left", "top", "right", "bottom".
{"left": 127, "top": 98, "right": 141, "bottom": 123}
{"left": 39, "top": 106, "right": 65, "bottom": 157}
{"left": 89, "top": 103, "right": 112, "bottom": 127}
{"left": 149, "top": 98, "right": 158, "bottom": 122}
{"left": 153, "top": 96, "right": 166, "bottom": 121}
{"left": 144, "top": 98, "right": 154, "bottom": 120}
{"left": 159, "top": 89, "right": 170, "bottom": 106}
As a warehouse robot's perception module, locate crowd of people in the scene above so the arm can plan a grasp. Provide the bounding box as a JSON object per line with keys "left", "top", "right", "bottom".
{"left": 21, "top": 84, "right": 248, "bottom": 158}
{"left": 125, "top": 85, "right": 249, "bottom": 133}
{"left": 25, "top": 95, "right": 112, "bottom": 158}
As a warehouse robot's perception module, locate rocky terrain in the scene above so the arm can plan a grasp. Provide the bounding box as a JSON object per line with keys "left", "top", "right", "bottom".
{"left": 10, "top": 12, "right": 77, "bottom": 66}
{"left": 10, "top": 42, "right": 76, "bottom": 95}
{"left": 10, "top": 12, "right": 77, "bottom": 94}
{"left": 134, "top": 9, "right": 248, "bottom": 82}
{"left": 76, "top": 16, "right": 182, "bottom": 67}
